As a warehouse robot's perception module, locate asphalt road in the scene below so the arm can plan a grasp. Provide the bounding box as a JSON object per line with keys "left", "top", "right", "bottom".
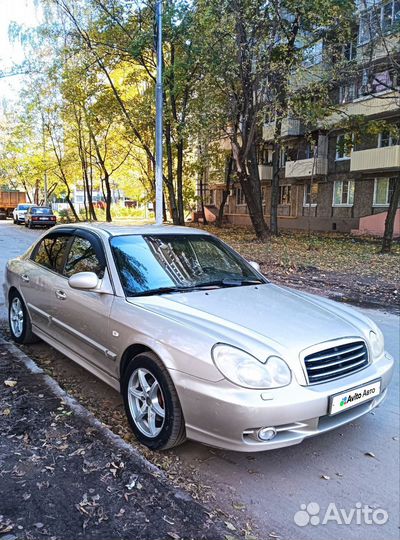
{"left": 0, "top": 219, "right": 399, "bottom": 540}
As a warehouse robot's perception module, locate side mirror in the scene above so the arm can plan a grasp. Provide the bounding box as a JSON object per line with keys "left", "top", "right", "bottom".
{"left": 248, "top": 260, "right": 261, "bottom": 273}
{"left": 68, "top": 271, "right": 99, "bottom": 291}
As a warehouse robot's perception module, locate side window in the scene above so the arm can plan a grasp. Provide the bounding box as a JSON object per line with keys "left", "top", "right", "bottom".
{"left": 33, "top": 235, "right": 71, "bottom": 273}
{"left": 64, "top": 236, "right": 105, "bottom": 279}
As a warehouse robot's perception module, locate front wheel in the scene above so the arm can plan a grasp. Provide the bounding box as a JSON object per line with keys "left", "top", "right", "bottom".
{"left": 122, "top": 352, "right": 186, "bottom": 450}
{"left": 8, "top": 291, "right": 39, "bottom": 344}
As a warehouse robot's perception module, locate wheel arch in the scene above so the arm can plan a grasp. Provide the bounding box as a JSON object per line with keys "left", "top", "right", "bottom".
{"left": 119, "top": 343, "right": 155, "bottom": 381}
{"left": 8, "top": 285, "right": 20, "bottom": 303}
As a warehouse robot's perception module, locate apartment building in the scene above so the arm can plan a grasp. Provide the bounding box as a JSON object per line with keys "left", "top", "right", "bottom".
{"left": 204, "top": 0, "right": 400, "bottom": 234}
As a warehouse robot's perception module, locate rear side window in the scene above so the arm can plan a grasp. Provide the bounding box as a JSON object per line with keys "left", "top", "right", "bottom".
{"left": 64, "top": 236, "right": 105, "bottom": 278}
{"left": 33, "top": 236, "right": 71, "bottom": 273}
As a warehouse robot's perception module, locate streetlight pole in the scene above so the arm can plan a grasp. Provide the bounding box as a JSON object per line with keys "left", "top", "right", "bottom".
{"left": 155, "top": 0, "right": 163, "bottom": 225}
{"left": 41, "top": 112, "right": 48, "bottom": 206}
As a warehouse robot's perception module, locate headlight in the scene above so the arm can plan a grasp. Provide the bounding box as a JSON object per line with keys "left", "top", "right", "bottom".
{"left": 212, "top": 344, "right": 291, "bottom": 389}
{"left": 369, "top": 330, "right": 384, "bottom": 359}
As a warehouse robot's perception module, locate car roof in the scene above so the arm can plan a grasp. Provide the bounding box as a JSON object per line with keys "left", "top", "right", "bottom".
{"left": 51, "top": 223, "right": 210, "bottom": 238}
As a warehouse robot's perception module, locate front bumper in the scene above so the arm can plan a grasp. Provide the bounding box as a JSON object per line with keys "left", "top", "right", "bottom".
{"left": 171, "top": 351, "right": 394, "bottom": 452}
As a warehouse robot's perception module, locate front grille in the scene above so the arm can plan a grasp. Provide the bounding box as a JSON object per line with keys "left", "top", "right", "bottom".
{"left": 304, "top": 341, "right": 369, "bottom": 384}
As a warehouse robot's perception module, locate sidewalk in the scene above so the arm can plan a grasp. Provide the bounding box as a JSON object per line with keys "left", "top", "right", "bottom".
{"left": 0, "top": 338, "right": 227, "bottom": 540}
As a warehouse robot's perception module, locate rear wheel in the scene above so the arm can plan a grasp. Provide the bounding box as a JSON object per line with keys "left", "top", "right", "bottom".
{"left": 8, "top": 291, "right": 39, "bottom": 345}
{"left": 28, "top": 221, "right": 32, "bottom": 229}
{"left": 122, "top": 352, "right": 186, "bottom": 450}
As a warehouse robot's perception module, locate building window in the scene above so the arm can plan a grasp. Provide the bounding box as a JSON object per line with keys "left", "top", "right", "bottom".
{"left": 279, "top": 185, "right": 292, "bottom": 205}
{"left": 235, "top": 186, "right": 246, "bottom": 206}
{"left": 358, "top": 0, "right": 400, "bottom": 44}
{"left": 303, "top": 40, "right": 323, "bottom": 67}
{"left": 333, "top": 180, "right": 355, "bottom": 206}
{"left": 339, "top": 83, "right": 357, "bottom": 104}
{"left": 378, "top": 131, "right": 399, "bottom": 147}
{"left": 342, "top": 41, "right": 357, "bottom": 61}
{"left": 208, "top": 189, "right": 216, "bottom": 206}
{"left": 304, "top": 183, "right": 318, "bottom": 206}
{"left": 279, "top": 147, "right": 287, "bottom": 168}
{"left": 335, "top": 134, "right": 352, "bottom": 160}
{"left": 373, "top": 177, "right": 398, "bottom": 206}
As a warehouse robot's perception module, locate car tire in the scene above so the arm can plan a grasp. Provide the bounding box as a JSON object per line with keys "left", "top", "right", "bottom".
{"left": 122, "top": 352, "right": 186, "bottom": 450}
{"left": 13, "top": 218, "right": 17, "bottom": 224}
{"left": 28, "top": 222, "right": 32, "bottom": 229}
{"left": 8, "top": 290, "right": 39, "bottom": 345}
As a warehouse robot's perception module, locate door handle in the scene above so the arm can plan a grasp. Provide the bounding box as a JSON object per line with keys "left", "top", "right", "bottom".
{"left": 21, "top": 274, "right": 30, "bottom": 283}
{"left": 55, "top": 289, "right": 67, "bottom": 300}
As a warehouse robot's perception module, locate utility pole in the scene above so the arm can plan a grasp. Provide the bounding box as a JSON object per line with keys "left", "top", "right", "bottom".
{"left": 155, "top": 0, "right": 163, "bottom": 225}
{"left": 41, "top": 112, "right": 48, "bottom": 206}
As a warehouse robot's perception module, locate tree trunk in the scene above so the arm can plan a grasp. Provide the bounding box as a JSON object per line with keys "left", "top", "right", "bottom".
{"left": 381, "top": 177, "right": 400, "bottom": 253}
{"left": 270, "top": 118, "right": 282, "bottom": 236}
{"left": 176, "top": 139, "right": 185, "bottom": 225}
{"left": 198, "top": 165, "right": 208, "bottom": 226}
{"left": 103, "top": 173, "right": 112, "bottom": 222}
{"left": 65, "top": 184, "right": 80, "bottom": 222}
{"left": 165, "top": 122, "right": 180, "bottom": 224}
{"left": 216, "top": 154, "right": 233, "bottom": 228}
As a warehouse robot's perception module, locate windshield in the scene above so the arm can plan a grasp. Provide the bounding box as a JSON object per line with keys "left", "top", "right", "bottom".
{"left": 110, "top": 234, "right": 265, "bottom": 296}
{"left": 32, "top": 207, "right": 52, "bottom": 214}
{"left": 18, "top": 205, "right": 31, "bottom": 211}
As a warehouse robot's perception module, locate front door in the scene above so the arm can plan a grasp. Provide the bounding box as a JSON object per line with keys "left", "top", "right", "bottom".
{"left": 47, "top": 232, "right": 117, "bottom": 379}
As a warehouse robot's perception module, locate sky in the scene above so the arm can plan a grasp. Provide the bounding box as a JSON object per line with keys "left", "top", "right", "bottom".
{"left": 0, "top": 0, "right": 42, "bottom": 111}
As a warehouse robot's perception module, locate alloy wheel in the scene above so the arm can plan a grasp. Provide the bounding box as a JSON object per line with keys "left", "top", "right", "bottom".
{"left": 127, "top": 368, "right": 166, "bottom": 438}
{"left": 10, "top": 297, "right": 24, "bottom": 338}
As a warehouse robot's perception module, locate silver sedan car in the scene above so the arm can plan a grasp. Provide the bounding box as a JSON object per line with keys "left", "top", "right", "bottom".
{"left": 4, "top": 224, "right": 394, "bottom": 451}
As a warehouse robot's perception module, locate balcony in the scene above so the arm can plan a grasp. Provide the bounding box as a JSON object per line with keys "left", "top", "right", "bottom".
{"left": 281, "top": 118, "right": 304, "bottom": 138}
{"left": 263, "top": 117, "right": 304, "bottom": 140}
{"left": 285, "top": 157, "right": 328, "bottom": 178}
{"left": 326, "top": 91, "right": 399, "bottom": 125}
{"left": 258, "top": 165, "right": 273, "bottom": 180}
{"left": 350, "top": 145, "right": 400, "bottom": 172}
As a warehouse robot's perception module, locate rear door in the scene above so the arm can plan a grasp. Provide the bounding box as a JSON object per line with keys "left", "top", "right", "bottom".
{"left": 47, "top": 231, "right": 117, "bottom": 378}
{"left": 20, "top": 230, "right": 73, "bottom": 332}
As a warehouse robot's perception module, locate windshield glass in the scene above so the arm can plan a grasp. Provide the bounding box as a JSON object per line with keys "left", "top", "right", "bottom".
{"left": 18, "top": 205, "right": 31, "bottom": 211}
{"left": 32, "top": 207, "right": 52, "bottom": 214}
{"left": 110, "top": 234, "right": 265, "bottom": 296}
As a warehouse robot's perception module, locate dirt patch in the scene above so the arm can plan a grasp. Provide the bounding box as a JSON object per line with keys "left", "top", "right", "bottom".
{"left": 0, "top": 339, "right": 230, "bottom": 540}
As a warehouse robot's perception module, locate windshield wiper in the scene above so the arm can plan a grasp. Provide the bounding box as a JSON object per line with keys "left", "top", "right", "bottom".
{"left": 132, "top": 286, "right": 190, "bottom": 297}
{"left": 132, "top": 278, "right": 265, "bottom": 297}
{"left": 194, "top": 278, "right": 264, "bottom": 288}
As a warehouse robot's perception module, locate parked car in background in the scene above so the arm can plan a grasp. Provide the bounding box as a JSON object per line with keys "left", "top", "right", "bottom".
{"left": 24, "top": 206, "right": 57, "bottom": 229}
{"left": 4, "top": 224, "right": 394, "bottom": 452}
{"left": 13, "top": 203, "right": 35, "bottom": 224}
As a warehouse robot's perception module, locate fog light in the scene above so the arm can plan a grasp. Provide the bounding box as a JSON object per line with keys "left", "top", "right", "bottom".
{"left": 258, "top": 427, "right": 277, "bottom": 441}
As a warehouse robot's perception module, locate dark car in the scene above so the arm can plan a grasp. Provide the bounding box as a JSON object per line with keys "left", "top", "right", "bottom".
{"left": 24, "top": 206, "right": 57, "bottom": 229}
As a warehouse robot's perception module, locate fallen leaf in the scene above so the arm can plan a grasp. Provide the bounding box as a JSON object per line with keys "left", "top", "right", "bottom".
{"left": 321, "top": 475, "right": 330, "bottom": 480}
{"left": 4, "top": 380, "right": 17, "bottom": 388}
{"left": 225, "top": 521, "right": 236, "bottom": 531}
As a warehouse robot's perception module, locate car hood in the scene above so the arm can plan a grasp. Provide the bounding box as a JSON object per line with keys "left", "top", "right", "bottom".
{"left": 129, "top": 283, "right": 374, "bottom": 359}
